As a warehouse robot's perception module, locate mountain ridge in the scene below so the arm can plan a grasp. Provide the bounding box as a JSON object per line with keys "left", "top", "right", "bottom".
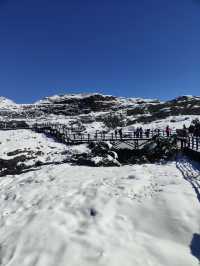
{"left": 0, "top": 93, "right": 200, "bottom": 133}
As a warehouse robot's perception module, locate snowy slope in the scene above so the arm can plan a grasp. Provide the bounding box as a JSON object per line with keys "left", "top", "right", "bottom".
{"left": 126, "top": 115, "right": 200, "bottom": 131}
{"left": 0, "top": 162, "right": 199, "bottom": 266}
{"left": 0, "top": 129, "right": 67, "bottom": 165}
{"left": 0, "top": 97, "right": 16, "bottom": 108}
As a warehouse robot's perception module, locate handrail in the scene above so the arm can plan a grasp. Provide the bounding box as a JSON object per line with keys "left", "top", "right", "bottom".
{"left": 0, "top": 121, "right": 200, "bottom": 151}
{"left": 31, "top": 122, "right": 178, "bottom": 145}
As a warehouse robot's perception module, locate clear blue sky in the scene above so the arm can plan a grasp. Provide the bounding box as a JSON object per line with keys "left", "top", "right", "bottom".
{"left": 0, "top": 0, "right": 200, "bottom": 103}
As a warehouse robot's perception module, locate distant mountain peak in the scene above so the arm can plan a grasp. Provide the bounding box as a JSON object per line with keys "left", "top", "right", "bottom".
{"left": 35, "top": 92, "right": 116, "bottom": 104}
{"left": 0, "top": 97, "right": 16, "bottom": 107}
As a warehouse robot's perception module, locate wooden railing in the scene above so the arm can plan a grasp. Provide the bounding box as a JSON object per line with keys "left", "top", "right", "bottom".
{"left": 0, "top": 121, "right": 200, "bottom": 152}
{"left": 31, "top": 123, "right": 177, "bottom": 144}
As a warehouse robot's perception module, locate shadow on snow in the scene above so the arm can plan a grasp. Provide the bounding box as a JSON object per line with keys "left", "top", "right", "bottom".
{"left": 190, "top": 234, "right": 200, "bottom": 262}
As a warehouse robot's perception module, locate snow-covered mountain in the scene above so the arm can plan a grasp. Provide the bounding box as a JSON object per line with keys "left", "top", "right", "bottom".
{"left": 1, "top": 93, "right": 200, "bottom": 131}
{"left": 0, "top": 96, "right": 16, "bottom": 108}
{"left": 0, "top": 93, "right": 200, "bottom": 266}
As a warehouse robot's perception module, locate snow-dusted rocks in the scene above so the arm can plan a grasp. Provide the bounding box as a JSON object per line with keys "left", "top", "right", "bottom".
{"left": 0, "top": 129, "right": 68, "bottom": 175}
{"left": 1, "top": 93, "right": 200, "bottom": 132}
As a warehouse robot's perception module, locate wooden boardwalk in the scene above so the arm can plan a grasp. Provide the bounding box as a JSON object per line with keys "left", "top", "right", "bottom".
{"left": 32, "top": 123, "right": 165, "bottom": 146}
{"left": 32, "top": 123, "right": 200, "bottom": 152}
{"left": 0, "top": 122, "right": 200, "bottom": 152}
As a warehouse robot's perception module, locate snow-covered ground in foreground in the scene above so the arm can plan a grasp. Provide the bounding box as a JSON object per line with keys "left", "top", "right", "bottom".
{"left": 0, "top": 162, "right": 199, "bottom": 266}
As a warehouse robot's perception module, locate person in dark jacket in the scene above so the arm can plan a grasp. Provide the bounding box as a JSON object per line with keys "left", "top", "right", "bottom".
{"left": 165, "top": 125, "right": 171, "bottom": 137}
{"left": 182, "top": 124, "right": 188, "bottom": 137}
{"left": 145, "top": 129, "right": 150, "bottom": 138}
{"left": 118, "top": 128, "right": 123, "bottom": 139}
{"left": 139, "top": 127, "right": 143, "bottom": 138}
{"left": 114, "top": 129, "right": 118, "bottom": 139}
{"left": 136, "top": 127, "right": 140, "bottom": 138}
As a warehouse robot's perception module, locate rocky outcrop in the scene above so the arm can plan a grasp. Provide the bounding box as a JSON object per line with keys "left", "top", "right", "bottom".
{"left": 71, "top": 141, "right": 121, "bottom": 167}
{"left": 132, "top": 96, "right": 200, "bottom": 124}
{"left": 1, "top": 93, "right": 200, "bottom": 130}
{"left": 0, "top": 120, "right": 29, "bottom": 129}
{"left": 114, "top": 135, "right": 178, "bottom": 164}
{"left": 36, "top": 94, "right": 118, "bottom": 115}
{"left": 70, "top": 135, "right": 178, "bottom": 167}
{"left": 0, "top": 155, "right": 32, "bottom": 176}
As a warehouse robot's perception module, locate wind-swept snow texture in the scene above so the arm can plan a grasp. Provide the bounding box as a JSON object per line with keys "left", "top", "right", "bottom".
{"left": 0, "top": 162, "right": 199, "bottom": 266}
{"left": 0, "top": 130, "right": 67, "bottom": 165}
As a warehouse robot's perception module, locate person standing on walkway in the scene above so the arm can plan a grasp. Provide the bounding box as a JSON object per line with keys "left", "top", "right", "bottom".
{"left": 118, "top": 128, "right": 123, "bottom": 139}
{"left": 139, "top": 127, "right": 143, "bottom": 138}
{"left": 145, "top": 129, "right": 150, "bottom": 138}
{"left": 114, "top": 129, "right": 118, "bottom": 139}
{"left": 165, "top": 125, "right": 171, "bottom": 137}
{"left": 95, "top": 131, "right": 98, "bottom": 140}
{"left": 182, "top": 124, "right": 188, "bottom": 137}
{"left": 136, "top": 127, "right": 140, "bottom": 138}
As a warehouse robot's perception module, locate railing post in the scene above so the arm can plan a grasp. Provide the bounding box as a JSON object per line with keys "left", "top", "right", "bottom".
{"left": 196, "top": 137, "right": 198, "bottom": 150}
{"left": 181, "top": 138, "right": 184, "bottom": 148}
{"left": 88, "top": 134, "right": 90, "bottom": 141}
{"left": 192, "top": 137, "right": 194, "bottom": 150}
{"left": 188, "top": 137, "right": 190, "bottom": 148}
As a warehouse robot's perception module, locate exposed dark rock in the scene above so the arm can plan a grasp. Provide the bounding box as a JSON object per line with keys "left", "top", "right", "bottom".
{"left": 103, "top": 113, "right": 127, "bottom": 129}
{"left": 7, "top": 149, "right": 26, "bottom": 156}
{"left": 89, "top": 141, "right": 110, "bottom": 157}
{"left": 90, "top": 208, "right": 97, "bottom": 217}
{"left": 113, "top": 135, "right": 178, "bottom": 165}
{"left": 0, "top": 120, "right": 29, "bottom": 129}
{"left": 95, "top": 157, "right": 121, "bottom": 167}
{"left": 71, "top": 141, "right": 121, "bottom": 167}
{"left": 127, "top": 107, "right": 147, "bottom": 116}
{"left": 0, "top": 155, "right": 29, "bottom": 176}
{"left": 70, "top": 135, "right": 179, "bottom": 166}
{"left": 73, "top": 153, "right": 95, "bottom": 166}
{"left": 142, "top": 135, "right": 178, "bottom": 162}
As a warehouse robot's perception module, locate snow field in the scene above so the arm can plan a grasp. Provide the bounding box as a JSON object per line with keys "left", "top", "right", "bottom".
{"left": 0, "top": 162, "right": 199, "bottom": 266}
{"left": 0, "top": 129, "right": 67, "bottom": 165}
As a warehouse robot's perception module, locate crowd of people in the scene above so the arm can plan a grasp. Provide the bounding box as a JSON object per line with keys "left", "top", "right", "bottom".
{"left": 114, "top": 127, "right": 150, "bottom": 139}
{"left": 95, "top": 119, "right": 200, "bottom": 141}
{"left": 181, "top": 119, "right": 200, "bottom": 137}
{"left": 113, "top": 126, "right": 173, "bottom": 139}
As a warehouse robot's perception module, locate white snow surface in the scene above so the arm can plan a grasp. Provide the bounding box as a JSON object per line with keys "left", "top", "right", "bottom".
{"left": 117, "top": 96, "right": 161, "bottom": 108}
{"left": 0, "top": 130, "right": 67, "bottom": 165}
{"left": 0, "top": 161, "right": 199, "bottom": 265}
{"left": 126, "top": 115, "right": 200, "bottom": 131}
{"left": 0, "top": 97, "right": 16, "bottom": 108}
